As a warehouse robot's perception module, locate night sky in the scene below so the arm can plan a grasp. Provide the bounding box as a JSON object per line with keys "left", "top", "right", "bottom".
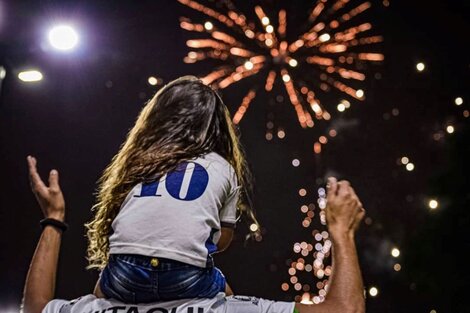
{"left": 0, "top": 1, "right": 468, "bottom": 312}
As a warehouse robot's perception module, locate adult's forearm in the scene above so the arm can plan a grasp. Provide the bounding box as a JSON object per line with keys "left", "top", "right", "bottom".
{"left": 325, "top": 231, "right": 365, "bottom": 312}
{"left": 295, "top": 178, "right": 365, "bottom": 313}
{"left": 295, "top": 231, "right": 365, "bottom": 313}
{"left": 22, "top": 226, "right": 62, "bottom": 313}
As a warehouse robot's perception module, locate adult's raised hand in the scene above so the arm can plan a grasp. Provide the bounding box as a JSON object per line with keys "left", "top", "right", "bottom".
{"left": 326, "top": 177, "right": 365, "bottom": 237}
{"left": 27, "top": 156, "right": 65, "bottom": 221}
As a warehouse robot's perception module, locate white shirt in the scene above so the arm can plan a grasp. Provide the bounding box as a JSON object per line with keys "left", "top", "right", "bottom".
{"left": 109, "top": 152, "right": 239, "bottom": 268}
{"left": 42, "top": 293, "right": 296, "bottom": 313}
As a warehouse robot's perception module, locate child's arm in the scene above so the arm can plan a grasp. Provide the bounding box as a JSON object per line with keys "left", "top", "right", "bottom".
{"left": 216, "top": 227, "right": 234, "bottom": 252}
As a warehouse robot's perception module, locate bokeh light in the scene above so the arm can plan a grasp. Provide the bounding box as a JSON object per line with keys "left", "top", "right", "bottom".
{"left": 244, "top": 61, "right": 254, "bottom": 70}
{"left": 18, "top": 70, "right": 43, "bottom": 82}
{"left": 428, "top": 199, "right": 438, "bottom": 210}
{"left": 288, "top": 59, "right": 298, "bottom": 67}
{"left": 454, "top": 97, "right": 463, "bottom": 106}
{"left": 249, "top": 223, "right": 259, "bottom": 232}
{"left": 369, "top": 286, "right": 379, "bottom": 297}
{"left": 292, "top": 159, "right": 300, "bottom": 167}
{"left": 391, "top": 247, "right": 400, "bottom": 257}
{"left": 48, "top": 25, "right": 79, "bottom": 51}
{"left": 281, "top": 283, "right": 289, "bottom": 291}
{"left": 318, "top": 33, "right": 331, "bottom": 42}
{"left": 406, "top": 163, "right": 415, "bottom": 171}
{"left": 148, "top": 76, "right": 158, "bottom": 86}
{"left": 204, "top": 21, "right": 213, "bottom": 30}
{"left": 416, "top": 62, "right": 425, "bottom": 71}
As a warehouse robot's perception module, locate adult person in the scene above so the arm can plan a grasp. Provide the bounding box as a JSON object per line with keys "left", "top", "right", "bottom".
{"left": 22, "top": 156, "right": 366, "bottom": 313}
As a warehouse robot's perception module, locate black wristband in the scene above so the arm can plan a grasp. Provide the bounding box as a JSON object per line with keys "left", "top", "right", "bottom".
{"left": 40, "top": 218, "right": 68, "bottom": 232}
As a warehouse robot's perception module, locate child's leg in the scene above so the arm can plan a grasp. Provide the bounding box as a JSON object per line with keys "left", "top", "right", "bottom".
{"left": 93, "top": 278, "right": 106, "bottom": 298}
{"left": 225, "top": 282, "right": 234, "bottom": 296}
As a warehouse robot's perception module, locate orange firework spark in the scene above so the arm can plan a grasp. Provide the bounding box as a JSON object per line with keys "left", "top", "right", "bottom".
{"left": 178, "top": 0, "right": 383, "bottom": 129}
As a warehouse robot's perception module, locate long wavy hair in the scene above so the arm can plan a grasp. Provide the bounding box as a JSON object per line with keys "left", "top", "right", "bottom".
{"left": 85, "top": 76, "right": 256, "bottom": 270}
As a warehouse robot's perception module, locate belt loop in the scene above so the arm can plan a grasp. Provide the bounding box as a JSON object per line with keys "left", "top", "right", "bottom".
{"left": 206, "top": 255, "right": 214, "bottom": 268}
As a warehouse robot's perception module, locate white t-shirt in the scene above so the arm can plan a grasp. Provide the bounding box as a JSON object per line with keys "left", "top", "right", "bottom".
{"left": 42, "top": 294, "right": 295, "bottom": 313}
{"left": 109, "top": 152, "right": 240, "bottom": 268}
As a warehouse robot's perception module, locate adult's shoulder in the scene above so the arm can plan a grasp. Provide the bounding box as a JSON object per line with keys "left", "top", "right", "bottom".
{"left": 42, "top": 295, "right": 96, "bottom": 313}
{"left": 42, "top": 294, "right": 294, "bottom": 313}
{"left": 42, "top": 293, "right": 226, "bottom": 313}
{"left": 43, "top": 293, "right": 294, "bottom": 313}
{"left": 225, "top": 295, "right": 295, "bottom": 313}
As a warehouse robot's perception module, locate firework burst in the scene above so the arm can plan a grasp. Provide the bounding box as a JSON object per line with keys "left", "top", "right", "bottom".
{"left": 178, "top": 0, "right": 383, "bottom": 131}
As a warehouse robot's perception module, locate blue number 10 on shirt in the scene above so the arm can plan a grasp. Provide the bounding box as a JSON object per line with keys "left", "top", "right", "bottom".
{"left": 136, "top": 162, "right": 210, "bottom": 201}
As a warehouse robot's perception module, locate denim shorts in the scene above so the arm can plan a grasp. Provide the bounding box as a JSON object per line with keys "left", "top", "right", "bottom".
{"left": 100, "top": 254, "right": 226, "bottom": 303}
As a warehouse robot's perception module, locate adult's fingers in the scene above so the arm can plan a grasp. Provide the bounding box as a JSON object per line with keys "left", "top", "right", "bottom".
{"left": 353, "top": 207, "right": 366, "bottom": 230}
{"left": 48, "top": 169, "right": 60, "bottom": 191}
{"left": 326, "top": 177, "right": 338, "bottom": 200}
{"left": 357, "top": 200, "right": 363, "bottom": 209}
{"left": 27, "top": 156, "right": 47, "bottom": 192}
{"left": 348, "top": 187, "right": 362, "bottom": 215}
{"left": 337, "top": 180, "right": 351, "bottom": 197}
{"left": 348, "top": 186, "right": 360, "bottom": 205}
{"left": 347, "top": 186, "right": 362, "bottom": 210}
